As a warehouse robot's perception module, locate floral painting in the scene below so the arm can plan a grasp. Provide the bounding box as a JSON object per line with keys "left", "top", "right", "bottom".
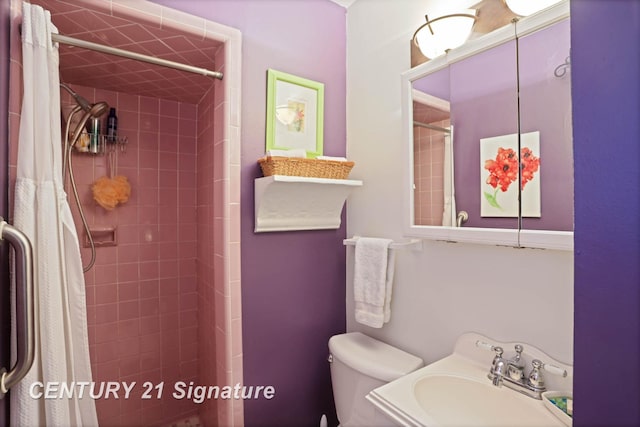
{"left": 286, "top": 99, "right": 306, "bottom": 133}
{"left": 480, "top": 132, "right": 541, "bottom": 217}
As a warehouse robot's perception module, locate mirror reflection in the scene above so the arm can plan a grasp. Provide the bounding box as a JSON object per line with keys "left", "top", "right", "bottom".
{"left": 412, "top": 90, "right": 451, "bottom": 226}
{"left": 408, "top": 5, "right": 573, "bottom": 242}
{"left": 517, "top": 20, "right": 573, "bottom": 232}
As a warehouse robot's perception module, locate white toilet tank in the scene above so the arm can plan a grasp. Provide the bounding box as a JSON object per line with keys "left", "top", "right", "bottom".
{"left": 328, "top": 332, "right": 424, "bottom": 426}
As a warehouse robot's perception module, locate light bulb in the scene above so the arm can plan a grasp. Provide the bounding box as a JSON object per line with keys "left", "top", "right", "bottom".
{"left": 504, "top": 0, "right": 562, "bottom": 17}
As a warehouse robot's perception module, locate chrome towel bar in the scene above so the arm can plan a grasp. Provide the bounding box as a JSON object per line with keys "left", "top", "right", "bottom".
{"left": 343, "top": 236, "right": 422, "bottom": 251}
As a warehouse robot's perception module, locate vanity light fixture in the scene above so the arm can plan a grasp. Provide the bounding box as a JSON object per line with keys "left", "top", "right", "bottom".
{"left": 503, "top": 0, "right": 562, "bottom": 16}
{"left": 275, "top": 105, "right": 297, "bottom": 126}
{"left": 412, "top": 10, "right": 478, "bottom": 60}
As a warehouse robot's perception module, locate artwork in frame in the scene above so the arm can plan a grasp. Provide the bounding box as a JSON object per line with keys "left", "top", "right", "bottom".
{"left": 480, "top": 131, "right": 541, "bottom": 218}
{"left": 266, "top": 69, "right": 324, "bottom": 158}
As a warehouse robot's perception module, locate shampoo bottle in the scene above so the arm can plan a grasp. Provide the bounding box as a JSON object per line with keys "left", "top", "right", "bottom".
{"left": 89, "top": 117, "right": 101, "bottom": 153}
{"left": 106, "top": 107, "right": 118, "bottom": 143}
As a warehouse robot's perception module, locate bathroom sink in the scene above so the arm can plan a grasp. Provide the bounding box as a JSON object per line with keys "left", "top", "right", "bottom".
{"left": 366, "top": 333, "right": 572, "bottom": 427}
{"left": 413, "top": 375, "right": 559, "bottom": 426}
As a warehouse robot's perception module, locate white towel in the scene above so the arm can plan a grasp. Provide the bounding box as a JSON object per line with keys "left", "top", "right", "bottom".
{"left": 266, "top": 148, "right": 307, "bottom": 158}
{"left": 353, "top": 237, "right": 396, "bottom": 328}
{"left": 317, "top": 155, "right": 348, "bottom": 162}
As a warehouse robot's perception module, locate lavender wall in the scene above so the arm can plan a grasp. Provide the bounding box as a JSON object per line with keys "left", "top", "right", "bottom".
{"left": 518, "top": 20, "right": 573, "bottom": 231}
{"left": 450, "top": 40, "right": 519, "bottom": 229}
{"left": 571, "top": 1, "right": 640, "bottom": 425}
{"left": 149, "top": 1, "right": 347, "bottom": 425}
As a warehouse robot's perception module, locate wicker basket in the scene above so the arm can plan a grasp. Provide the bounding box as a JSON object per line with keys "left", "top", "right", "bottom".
{"left": 258, "top": 156, "right": 354, "bottom": 179}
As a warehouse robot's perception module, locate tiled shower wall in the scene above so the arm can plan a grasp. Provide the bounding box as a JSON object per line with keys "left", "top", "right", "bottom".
{"left": 197, "top": 45, "right": 244, "bottom": 427}
{"left": 62, "top": 85, "right": 202, "bottom": 426}
{"left": 8, "top": 1, "right": 242, "bottom": 426}
{"left": 196, "top": 84, "right": 216, "bottom": 427}
{"left": 413, "top": 118, "right": 449, "bottom": 226}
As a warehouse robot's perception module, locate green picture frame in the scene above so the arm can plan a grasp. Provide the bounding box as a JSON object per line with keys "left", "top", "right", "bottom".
{"left": 265, "top": 69, "right": 324, "bottom": 158}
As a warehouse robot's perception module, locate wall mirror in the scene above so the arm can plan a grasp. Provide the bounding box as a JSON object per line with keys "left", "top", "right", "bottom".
{"left": 402, "top": 1, "right": 573, "bottom": 250}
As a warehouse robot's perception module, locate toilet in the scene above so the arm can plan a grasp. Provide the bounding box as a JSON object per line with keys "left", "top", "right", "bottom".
{"left": 328, "top": 332, "right": 424, "bottom": 426}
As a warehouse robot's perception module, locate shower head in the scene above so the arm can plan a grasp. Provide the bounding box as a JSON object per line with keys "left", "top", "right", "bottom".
{"left": 68, "top": 101, "right": 110, "bottom": 147}
{"left": 88, "top": 101, "right": 109, "bottom": 119}
{"left": 60, "top": 82, "right": 92, "bottom": 113}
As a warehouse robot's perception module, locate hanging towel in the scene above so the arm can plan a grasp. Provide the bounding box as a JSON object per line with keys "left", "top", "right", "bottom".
{"left": 354, "top": 237, "right": 396, "bottom": 328}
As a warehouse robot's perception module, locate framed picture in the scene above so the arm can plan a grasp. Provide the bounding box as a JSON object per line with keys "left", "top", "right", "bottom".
{"left": 480, "top": 131, "right": 541, "bottom": 218}
{"left": 266, "top": 69, "right": 324, "bottom": 158}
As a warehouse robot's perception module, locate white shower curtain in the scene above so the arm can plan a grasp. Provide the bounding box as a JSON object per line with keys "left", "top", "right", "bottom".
{"left": 10, "top": 3, "right": 98, "bottom": 426}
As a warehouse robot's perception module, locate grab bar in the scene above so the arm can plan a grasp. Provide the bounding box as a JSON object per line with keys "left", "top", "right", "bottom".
{"left": 343, "top": 236, "right": 422, "bottom": 251}
{"left": 0, "top": 218, "right": 35, "bottom": 397}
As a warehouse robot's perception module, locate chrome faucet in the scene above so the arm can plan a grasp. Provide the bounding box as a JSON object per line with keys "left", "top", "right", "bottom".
{"left": 506, "top": 344, "right": 525, "bottom": 382}
{"left": 478, "top": 342, "right": 568, "bottom": 400}
{"left": 489, "top": 346, "right": 507, "bottom": 387}
{"left": 527, "top": 359, "right": 546, "bottom": 390}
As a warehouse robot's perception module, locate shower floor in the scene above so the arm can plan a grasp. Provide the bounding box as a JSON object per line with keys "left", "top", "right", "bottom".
{"left": 164, "top": 415, "right": 202, "bottom": 427}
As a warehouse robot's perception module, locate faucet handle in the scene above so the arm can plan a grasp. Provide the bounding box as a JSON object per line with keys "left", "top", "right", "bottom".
{"left": 490, "top": 346, "right": 507, "bottom": 386}
{"left": 491, "top": 346, "right": 505, "bottom": 371}
{"left": 506, "top": 344, "right": 525, "bottom": 381}
{"left": 527, "top": 359, "right": 546, "bottom": 390}
{"left": 510, "top": 344, "right": 524, "bottom": 364}
{"left": 514, "top": 344, "right": 523, "bottom": 356}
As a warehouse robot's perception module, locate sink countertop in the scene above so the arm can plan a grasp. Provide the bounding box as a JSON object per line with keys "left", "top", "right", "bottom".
{"left": 366, "top": 332, "right": 572, "bottom": 427}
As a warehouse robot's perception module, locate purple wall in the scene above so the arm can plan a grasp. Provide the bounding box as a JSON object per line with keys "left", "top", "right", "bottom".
{"left": 571, "top": 1, "right": 640, "bottom": 425}
{"left": 149, "top": 1, "right": 347, "bottom": 425}
{"left": 413, "top": 66, "right": 450, "bottom": 100}
{"left": 450, "top": 40, "right": 519, "bottom": 229}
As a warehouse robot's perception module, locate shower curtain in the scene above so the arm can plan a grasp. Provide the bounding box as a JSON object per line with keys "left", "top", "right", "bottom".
{"left": 10, "top": 3, "right": 98, "bottom": 426}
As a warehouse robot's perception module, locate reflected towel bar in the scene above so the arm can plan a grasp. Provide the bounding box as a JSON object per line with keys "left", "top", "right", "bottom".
{"left": 343, "top": 237, "right": 423, "bottom": 251}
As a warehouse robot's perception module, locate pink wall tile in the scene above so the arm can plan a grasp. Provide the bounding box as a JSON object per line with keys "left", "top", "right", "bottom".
{"left": 8, "top": 2, "right": 241, "bottom": 424}
{"left": 54, "top": 84, "right": 204, "bottom": 425}
{"left": 413, "top": 120, "right": 450, "bottom": 225}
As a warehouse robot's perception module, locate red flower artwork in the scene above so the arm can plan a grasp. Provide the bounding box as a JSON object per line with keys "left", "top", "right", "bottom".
{"left": 484, "top": 147, "right": 519, "bottom": 192}
{"left": 520, "top": 147, "right": 540, "bottom": 190}
{"left": 484, "top": 146, "right": 540, "bottom": 209}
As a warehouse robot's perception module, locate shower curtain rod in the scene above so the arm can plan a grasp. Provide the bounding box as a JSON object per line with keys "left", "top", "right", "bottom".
{"left": 51, "top": 33, "right": 224, "bottom": 80}
{"left": 413, "top": 120, "right": 450, "bottom": 133}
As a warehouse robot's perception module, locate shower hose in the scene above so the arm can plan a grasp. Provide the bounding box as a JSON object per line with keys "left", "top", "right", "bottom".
{"left": 63, "top": 106, "right": 96, "bottom": 273}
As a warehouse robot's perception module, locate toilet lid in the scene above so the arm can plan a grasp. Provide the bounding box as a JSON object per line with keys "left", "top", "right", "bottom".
{"left": 329, "top": 332, "right": 424, "bottom": 382}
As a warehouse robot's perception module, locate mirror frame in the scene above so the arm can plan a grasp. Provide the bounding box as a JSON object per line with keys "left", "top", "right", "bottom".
{"left": 402, "top": 0, "right": 573, "bottom": 251}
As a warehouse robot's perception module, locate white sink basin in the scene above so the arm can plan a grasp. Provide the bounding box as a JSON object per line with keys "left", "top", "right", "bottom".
{"left": 413, "top": 375, "right": 560, "bottom": 427}
{"left": 366, "top": 333, "right": 572, "bottom": 427}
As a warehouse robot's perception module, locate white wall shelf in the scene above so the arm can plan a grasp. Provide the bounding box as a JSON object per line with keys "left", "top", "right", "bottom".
{"left": 254, "top": 175, "right": 363, "bottom": 232}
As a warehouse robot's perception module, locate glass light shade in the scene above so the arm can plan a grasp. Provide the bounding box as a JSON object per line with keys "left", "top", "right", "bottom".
{"left": 504, "top": 0, "right": 562, "bottom": 16}
{"left": 414, "top": 10, "right": 477, "bottom": 59}
{"left": 275, "top": 105, "right": 297, "bottom": 125}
